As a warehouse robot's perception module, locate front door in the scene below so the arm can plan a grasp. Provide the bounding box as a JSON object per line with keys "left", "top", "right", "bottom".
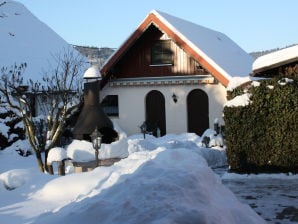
{"left": 187, "top": 89, "right": 209, "bottom": 136}
{"left": 145, "top": 90, "right": 166, "bottom": 136}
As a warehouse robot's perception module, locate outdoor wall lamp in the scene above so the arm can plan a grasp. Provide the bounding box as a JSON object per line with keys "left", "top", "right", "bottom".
{"left": 172, "top": 93, "right": 178, "bottom": 103}
{"left": 90, "top": 127, "right": 102, "bottom": 166}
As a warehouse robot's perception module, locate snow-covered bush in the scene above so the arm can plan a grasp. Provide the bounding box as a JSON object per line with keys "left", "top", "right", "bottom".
{"left": 224, "top": 75, "right": 298, "bottom": 173}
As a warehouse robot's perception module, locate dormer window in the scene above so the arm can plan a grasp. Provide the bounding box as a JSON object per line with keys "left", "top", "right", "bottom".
{"left": 151, "top": 40, "right": 173, "bottom": 66}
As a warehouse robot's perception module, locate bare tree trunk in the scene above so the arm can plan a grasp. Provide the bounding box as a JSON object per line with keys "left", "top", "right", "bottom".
{"left": 35, "top": 151, "right": 45, "bottom": 173}
{"left": 44, "top": 149, "right": 50, "bottom": 173}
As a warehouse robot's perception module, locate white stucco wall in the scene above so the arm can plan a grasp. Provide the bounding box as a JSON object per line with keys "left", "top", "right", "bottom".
{"left": 101, "top": 83, "right": 227, "bottom": 136}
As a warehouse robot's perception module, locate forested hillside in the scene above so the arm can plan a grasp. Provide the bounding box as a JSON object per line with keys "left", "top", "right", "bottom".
{"left": 73, "top": 45, "right": 115, "bottom": 68}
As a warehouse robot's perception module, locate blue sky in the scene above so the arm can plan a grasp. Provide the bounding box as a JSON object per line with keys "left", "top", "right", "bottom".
{"left": 17, "top": 0, "right": 297, "bottom": 52}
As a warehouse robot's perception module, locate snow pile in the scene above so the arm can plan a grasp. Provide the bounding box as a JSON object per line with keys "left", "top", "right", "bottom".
{"left": 99, "top": 131, "right": 129, "bottom": 159}
{"left": 65, "top": 130, "right": 226, "bottom": 168}
{"left": 34, "top": 147, "right": 264, "bottom": 224}
{"left": 67, "top": 131, "right": 129, "bottom": 162}
{"left": 47, "top": 147, "right": 67, "bottom": 163}
{"left": 126, "top": 132, "right": 226, "bottom": 168}
{"left": 0, "top": 169, "right": 30, "bottom": 190}
{"left": 0, "top": 130, "right": 266, "bottom": 224}
{"left": 127, "top": 134, "right": 157, "bottom": 154}
{"left": 66, "top": 140, "right": 97, "bottom": 162}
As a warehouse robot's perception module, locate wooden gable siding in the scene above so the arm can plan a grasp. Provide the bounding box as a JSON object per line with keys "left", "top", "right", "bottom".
{"left": 109, "top": 24, "right": 209, "bottom": 79}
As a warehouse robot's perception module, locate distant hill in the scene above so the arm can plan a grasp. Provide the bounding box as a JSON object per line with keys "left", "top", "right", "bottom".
{"left": 73, "top": 45, "right": 115, "bottom": 68}
{"left": 0, "top": 1, "right": 85, "bottom": 81}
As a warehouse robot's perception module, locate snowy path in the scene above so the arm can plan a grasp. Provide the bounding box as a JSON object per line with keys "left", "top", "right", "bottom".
{"left": 214, "top": 168, "right": 298, "bottom": 224}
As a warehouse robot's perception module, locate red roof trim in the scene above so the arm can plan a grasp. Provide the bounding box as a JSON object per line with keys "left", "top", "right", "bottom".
{"left": 100, "top": 12, "right": 229, "bottom": 87}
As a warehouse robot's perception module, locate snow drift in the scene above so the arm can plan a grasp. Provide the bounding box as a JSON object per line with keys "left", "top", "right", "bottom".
{"left": 34, "top": 147, "right": 265, "bottom": 224}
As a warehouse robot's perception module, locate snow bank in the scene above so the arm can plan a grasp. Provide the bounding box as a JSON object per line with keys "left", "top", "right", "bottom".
{"left": 127, "top": 132, "right": 226, "bottom": 168}
{"left": 0, "top": 133, "right": 267, "bottom": 224}
{"left": 67, "top": 133, "right": 129, "bottom": 162}
{"left": 99, "top": 131, "right": 129, "bottom": 159}
{"left": 33, "top": 147, "right": 265, "bottom": 224}
{"left": 0, "top": 169, "right": 30, "bottom": 190}
{"left": 127, "top": 135, "right": 157, "bottom": 154}
{"left": 66, "top": 140, "right": 95, "bottom": 162}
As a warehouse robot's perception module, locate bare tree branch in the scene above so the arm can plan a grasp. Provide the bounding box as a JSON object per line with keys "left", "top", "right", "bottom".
{"left": 0, "top": 50, "right": 87, "bottom": 172}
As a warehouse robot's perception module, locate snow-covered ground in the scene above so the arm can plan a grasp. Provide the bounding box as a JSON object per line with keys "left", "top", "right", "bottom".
{"left": 0, "top": 127, "right": 297, "bottom": 224}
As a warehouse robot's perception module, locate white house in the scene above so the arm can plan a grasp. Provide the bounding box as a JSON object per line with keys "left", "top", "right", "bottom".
{"left": 100, "top": 10, "right": 253, "bottom": 136}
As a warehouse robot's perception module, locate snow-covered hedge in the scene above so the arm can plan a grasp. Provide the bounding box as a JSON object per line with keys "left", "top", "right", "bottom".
{"left": 224, "top": 76, "right": 298, "bottom": 173}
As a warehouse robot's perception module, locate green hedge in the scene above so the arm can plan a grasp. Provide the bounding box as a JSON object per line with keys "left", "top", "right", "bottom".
{"left": 224, "top": 77, "right": 298, "bottom": 173}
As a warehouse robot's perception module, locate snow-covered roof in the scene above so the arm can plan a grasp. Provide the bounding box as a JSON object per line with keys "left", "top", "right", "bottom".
{"left": 253, "top": 45, "right": 298, "bottom": 73}
{"left": 154, "top": 10, "right": 254, "bottom": 82}
{"left": 101, "top": 10, "right": 253, "bottom": 87}
{"left": 0, "top": 1, "right": 85, "bottom": 82}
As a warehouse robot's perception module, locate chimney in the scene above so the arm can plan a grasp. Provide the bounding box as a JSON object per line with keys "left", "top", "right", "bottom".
{"left": 72, "top": 66, "right": 117, "bottom": 143}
